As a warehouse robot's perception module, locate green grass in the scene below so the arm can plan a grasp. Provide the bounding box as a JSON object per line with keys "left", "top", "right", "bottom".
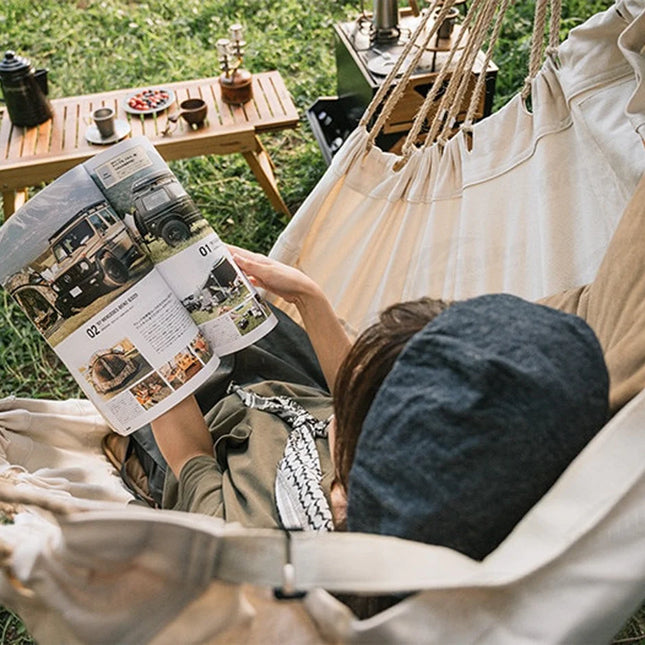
{"left": 1, "top": 0, "right": 643, "bottom": 643}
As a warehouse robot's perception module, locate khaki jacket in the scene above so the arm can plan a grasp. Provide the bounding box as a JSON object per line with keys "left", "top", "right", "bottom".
{"left": 162, "top": 381, "right": 334, "bottom": 528}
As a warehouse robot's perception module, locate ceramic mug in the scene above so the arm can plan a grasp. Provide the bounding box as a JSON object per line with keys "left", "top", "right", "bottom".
{"left": 92, "top": 106, "right": 116, "bottom": 139}
{"left": 177, "top": 98, "right": 207, "bottom": 125}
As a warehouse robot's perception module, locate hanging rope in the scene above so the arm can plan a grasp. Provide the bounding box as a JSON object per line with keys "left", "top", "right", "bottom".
{"left": 462, "top": 0, "right": 513, "bottom": 131}
{"left": 432, "top": 0, "right": 500, "bottom": 145}
{"left": 359, "top": 0, "right": 438, "bottom": 130}
{"left": 358, "top": 0, "right": 563, "bottom": 164}
{"left": 398, "top": 0, "right": 489, "bottom": 159}
{"left": 547, "top": 0, "right": 563, "bottom": 61}
{"left": 522, "top": 0, "right": 550, "bottom": 99}
{"left": 399, "top": 0, "right": 509, "bottom": 162}
{"left": 363, "top": 0, "right": 458, "bottom": 150}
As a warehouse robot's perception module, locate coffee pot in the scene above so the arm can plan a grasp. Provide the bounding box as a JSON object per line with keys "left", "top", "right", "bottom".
{"left": 0, "top": 50, "right": 53, "bottom": 127}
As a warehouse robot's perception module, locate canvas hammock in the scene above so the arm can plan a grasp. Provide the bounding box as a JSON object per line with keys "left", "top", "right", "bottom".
{"left": 0, "top": 1, "right": 643, "bottom": 644}
{"left": 270, "top": 0, "right": 645, "bottom": 336}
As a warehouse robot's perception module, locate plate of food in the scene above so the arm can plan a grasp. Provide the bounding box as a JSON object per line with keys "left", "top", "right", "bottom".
{"left": 123, "top": 88, "right": 175, "bottom": 115}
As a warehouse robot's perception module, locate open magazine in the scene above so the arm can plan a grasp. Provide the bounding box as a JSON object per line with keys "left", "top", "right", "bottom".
{"left": 0, "top": 136, "right": 277, "bottom": 435}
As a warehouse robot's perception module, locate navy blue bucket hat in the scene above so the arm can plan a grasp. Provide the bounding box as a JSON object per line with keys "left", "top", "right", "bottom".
{"left": 347, "top": 293, "right": 609, "bottom": 560}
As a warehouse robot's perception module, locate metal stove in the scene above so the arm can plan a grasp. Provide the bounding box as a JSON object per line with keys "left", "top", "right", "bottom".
{"left": 308, "top": 1, "right": 498, "bottom": 163}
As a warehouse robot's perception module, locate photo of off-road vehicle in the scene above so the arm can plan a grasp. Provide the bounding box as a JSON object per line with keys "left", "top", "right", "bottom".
{"left": 48, "top": 202, "right": 144, "bottom": 318}
{"left": 230, "top": 296, "right": 271, "bottom": 336}
{"left": 129, "top": 171, "right": 202, "bottom": 247}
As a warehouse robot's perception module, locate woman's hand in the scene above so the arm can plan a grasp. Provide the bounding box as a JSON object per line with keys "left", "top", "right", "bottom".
{"left": 229, "top": 245, "right": 352, "bottom": 392}
{"left": 228, "top": 245, "right": 319, "bottom": 304}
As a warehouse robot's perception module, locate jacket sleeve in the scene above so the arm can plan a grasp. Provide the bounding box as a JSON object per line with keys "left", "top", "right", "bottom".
{"left": 170, "top": 455, "right": 225, "bottom": 517}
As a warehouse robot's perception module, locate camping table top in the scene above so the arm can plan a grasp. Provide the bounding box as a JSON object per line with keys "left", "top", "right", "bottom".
{"left": 0, "top": 70, "right": 300, "bottom": 219}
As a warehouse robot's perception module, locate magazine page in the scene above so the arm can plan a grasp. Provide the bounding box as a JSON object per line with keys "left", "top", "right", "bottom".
{"left": 82, "top": 136, "right": 278, "bottom": 355}
{"left": 0, "top": 165, "right": 220, "bottom": 435}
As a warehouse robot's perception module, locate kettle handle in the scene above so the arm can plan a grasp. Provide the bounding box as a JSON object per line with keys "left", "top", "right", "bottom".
{"left": 34, "top": 68, "right": 48, "bottom": 96}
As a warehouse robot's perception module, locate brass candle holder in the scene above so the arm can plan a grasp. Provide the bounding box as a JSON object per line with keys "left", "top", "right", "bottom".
{"left": 217, "top": 24, "right": 253, "bottom": 105}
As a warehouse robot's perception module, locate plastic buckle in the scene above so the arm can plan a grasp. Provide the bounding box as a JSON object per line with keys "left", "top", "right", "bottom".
{"left": 273, "top": 529, "right": 307, "bottom": 600}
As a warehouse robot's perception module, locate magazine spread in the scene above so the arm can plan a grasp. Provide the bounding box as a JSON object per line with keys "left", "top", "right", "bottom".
{"left": 0, "top": 136, "right": 277, "bottom": 435}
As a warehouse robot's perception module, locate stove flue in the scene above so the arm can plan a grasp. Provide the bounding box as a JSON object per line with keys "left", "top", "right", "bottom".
{"left": 372, "top": 0, "right": 400, "bottom": 42}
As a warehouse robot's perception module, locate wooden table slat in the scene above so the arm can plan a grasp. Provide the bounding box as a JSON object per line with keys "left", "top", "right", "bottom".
{"left": 2, "top": 118, "right": 24, "bottom": 168}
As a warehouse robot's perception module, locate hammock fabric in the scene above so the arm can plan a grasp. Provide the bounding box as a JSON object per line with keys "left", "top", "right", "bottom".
{"left": 0, "top": 2, "right": 644, "bottom": 644}
{"left": 0, "top": 389, "right": 643, "bottom": 644}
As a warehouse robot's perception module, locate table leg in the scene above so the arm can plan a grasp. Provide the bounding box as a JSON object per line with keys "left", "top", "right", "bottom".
{"left": 242, "top": 136, "right": 291, "bottom": 218}
{"left": 2, "top": 189, "right": 28, "bottom": 220}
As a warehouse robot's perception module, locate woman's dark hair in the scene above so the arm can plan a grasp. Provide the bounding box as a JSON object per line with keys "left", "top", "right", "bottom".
{"left": 332, "top": 297, "right": 450, "bottom": 490}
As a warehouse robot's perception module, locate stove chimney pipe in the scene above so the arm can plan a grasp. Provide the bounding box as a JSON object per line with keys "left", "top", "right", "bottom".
{"left": 372, "top": 0, "right": 400, "bottom": 41}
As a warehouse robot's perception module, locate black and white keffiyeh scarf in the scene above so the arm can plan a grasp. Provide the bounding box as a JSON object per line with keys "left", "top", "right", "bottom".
{"left": 228, "top": 383, "right": 334, "bottom": 532}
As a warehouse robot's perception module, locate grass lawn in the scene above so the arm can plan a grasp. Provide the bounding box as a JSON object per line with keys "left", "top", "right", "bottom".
{"left": 1, "top": 0, "right": 643, "bottom": 642}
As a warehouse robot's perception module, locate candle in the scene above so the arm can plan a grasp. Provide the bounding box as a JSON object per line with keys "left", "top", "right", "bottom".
{"left": 216, "top": 38, "right": 230, "bottom": 57}
{"left": 229, "top": 24, "right": 244, "bottom": 42}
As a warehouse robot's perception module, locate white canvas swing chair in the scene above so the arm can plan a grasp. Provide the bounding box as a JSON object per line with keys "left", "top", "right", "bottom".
{"left": 0, "top": 1, "right": 644, "bottom": 644}
{"left": 270, "top": 0, "right": 645, "bottom": 336}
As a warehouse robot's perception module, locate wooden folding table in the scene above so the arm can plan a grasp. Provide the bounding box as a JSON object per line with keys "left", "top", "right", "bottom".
{"left": 0, "top": 71, "right": 299, "bottom": 220}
